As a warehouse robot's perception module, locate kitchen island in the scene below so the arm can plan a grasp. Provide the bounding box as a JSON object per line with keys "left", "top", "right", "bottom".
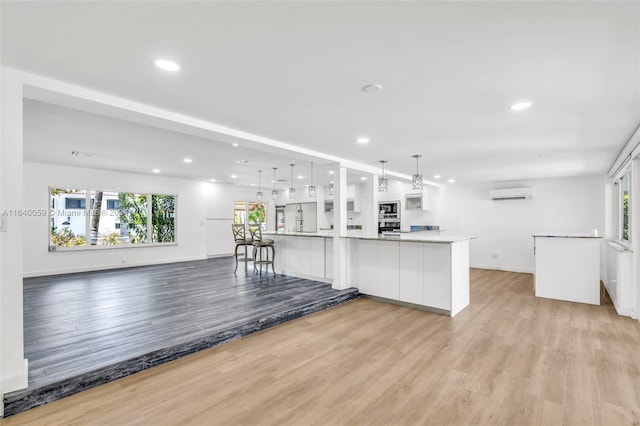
{"left": 264, "top": 231, "right": 476, "bottom": 317}
{"left": 533, "top": 233, "right": 602, "bottom": 305}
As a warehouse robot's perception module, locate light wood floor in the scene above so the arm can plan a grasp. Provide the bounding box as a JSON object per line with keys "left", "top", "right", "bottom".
{"left": 3, "top": 269, "right": 640, "bottom": 425}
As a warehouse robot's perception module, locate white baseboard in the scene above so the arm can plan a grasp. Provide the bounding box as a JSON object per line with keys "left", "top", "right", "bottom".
{"left": 1, "top": 358, "right": 28, "bottom": 399}
{"left": 602, "top": 279, "right": 637, "bottom": 319}
{"left": 470, "top": 263, "right": 533, "bottom": 274}
{"left": 23, "top": 256, "right": 208, "bottom": 278}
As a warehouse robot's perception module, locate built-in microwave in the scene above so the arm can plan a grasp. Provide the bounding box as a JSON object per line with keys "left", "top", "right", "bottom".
{"left": 378, "top": 201, "right": 400, "bottom": 219}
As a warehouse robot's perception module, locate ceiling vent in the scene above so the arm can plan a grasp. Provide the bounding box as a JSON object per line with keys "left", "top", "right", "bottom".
{"left": 490, "top": 187, "right": 533, "bottom": 200}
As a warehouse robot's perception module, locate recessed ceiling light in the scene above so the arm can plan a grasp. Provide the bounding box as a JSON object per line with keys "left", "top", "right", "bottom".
{"left": 448, "top": 179, "right": 456, "bottom": 183}
{"left": 250, "top": 184, "right": 255, "bottom": 187}
{"left": 433, "top": 174, "right": 441, "bottom": 179}
{"left": 154, "top": 59, "right": 180, "bottom": 72}
{"left": 510, "top": 101, "right": 532, "bottom": 111}
{"left": 183, "top": 158, "right": 193, "bottom": 163}
{"left": 152, "top": 169, "right": 160, "bottom": 173}
{"left": 329, "top": 171, "right": 334, "bottom": 175}
{"left": 362, "top": 84, "right": 383, "bottom": 93}
{"left": 360, "top": 176, "right": 367, "bottom": 181}
{"left": 356, "top": 137, "right": 370, "bottom": 144}
{"left": 230, "top": 174, "right": 238, "bottom": 179}
{"left": 232, "top": 143, "right": 239, "bottom": 147}
{"left": 297, "top": 175, "right": 304, "bottom": 179}
{"left": 210, "top": 179, "right": 217, "bottom": 182}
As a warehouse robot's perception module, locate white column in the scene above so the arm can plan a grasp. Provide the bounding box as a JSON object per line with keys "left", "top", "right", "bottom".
{"left": 0, "top": 67, "right": 28, "bottom": 398}
{"left": 364, "top": 173, "right": 379, "bottom": 234}
{"left": 332, "top": 165, "right": 348, "bottom": 289}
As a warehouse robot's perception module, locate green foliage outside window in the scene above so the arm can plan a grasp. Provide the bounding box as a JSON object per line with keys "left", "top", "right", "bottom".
{"left": 248, "top": 203, "right": 266, "bottom": 225}
{"left": 50, "top": 227, "right": 86, "bottom": 247}
{"left": 152, "top": 194, "right": 176, "bottom": 243}
{"left": 118, "top": 193, "right": 148, "bottom": 243}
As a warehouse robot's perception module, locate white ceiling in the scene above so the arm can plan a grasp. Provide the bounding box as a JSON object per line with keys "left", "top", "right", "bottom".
{"left": 23, "top": 99, "right": 341, "bottom": 187}
{"left": 3, "top": 1, "right": 640, "bottom": 184}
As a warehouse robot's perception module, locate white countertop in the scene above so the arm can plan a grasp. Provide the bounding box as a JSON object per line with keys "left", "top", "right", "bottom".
{"left": 264, "top": 231, "right": 476, "bottom": 243}
{"left": 344, "top": 234, "right": 477, "bottom": 243}
{"left": 264, "top": 231, "right": 333, "bottom": 238}
{"left": 533, "top": 233, "right": 602, "bottom": 239}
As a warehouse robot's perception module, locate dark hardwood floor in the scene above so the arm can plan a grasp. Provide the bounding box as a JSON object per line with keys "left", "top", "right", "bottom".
{"left": 5, "top": 257, "right": 357, "bottom": 416}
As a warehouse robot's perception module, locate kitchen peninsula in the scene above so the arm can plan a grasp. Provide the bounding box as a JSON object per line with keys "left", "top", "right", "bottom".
{"left": 264, "top": 231, "right": 476, "bottom": 317}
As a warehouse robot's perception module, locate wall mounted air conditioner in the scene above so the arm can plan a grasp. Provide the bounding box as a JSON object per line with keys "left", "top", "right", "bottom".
{"left": 489, "top": 187, "right": 533, "bottom": 200}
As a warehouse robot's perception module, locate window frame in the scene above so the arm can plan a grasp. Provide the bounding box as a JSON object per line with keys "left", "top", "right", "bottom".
{"left": 616, "top": 170, "right": 632, "bottom": 244}
{"left": 49, "top": 187, "right": 178, "bottom": 251}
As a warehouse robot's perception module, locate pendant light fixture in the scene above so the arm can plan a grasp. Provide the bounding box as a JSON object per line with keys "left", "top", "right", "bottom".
{"left": 378, "top": 160, "right": 389, "bottom": 192}
{"left": 411, "top": 154, "right": 423, "bottom": 190}
{"left": 328, "top": 170, "right": 335, "bottom": 196}
{"left": 307, "top": 162, "right": 316, "bottom": 198}
{"left": 256, "top": 169, "right": 263, "bottom": 201}
{"left": 289, "top": 164, "right": 296, "bottom": 199}
{"left": 271, "top": 167, "right": 278, "bottom": 200}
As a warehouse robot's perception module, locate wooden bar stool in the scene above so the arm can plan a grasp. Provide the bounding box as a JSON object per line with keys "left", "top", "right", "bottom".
{"left": 232, "top": 224, "right": 253, "bottom": 273}
{"left": 250, "top": 225, "right": 275, "bottom": 276}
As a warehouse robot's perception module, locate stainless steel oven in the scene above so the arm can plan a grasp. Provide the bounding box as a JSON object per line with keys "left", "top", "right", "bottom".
{"left": 378, "top": 201, "right": 400, "bottom": 233}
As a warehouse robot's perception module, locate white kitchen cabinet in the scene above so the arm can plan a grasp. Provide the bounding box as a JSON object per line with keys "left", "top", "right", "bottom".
{"left": 534, "top": 235, "right": 601, "bottom": 305}
{"left": 270, "top": 235, "right": 286, "bottom": 272}
{"left": 399, "top": 242, "right": 423, "bottom": 304}
{"left": 423, "top": 243, "right": 451, "bottom": 311}
{"left": 348, "top": 236, "right": 472, "bottom": 317}
{"left": 355, "top": 239, "right": 378, "bottom": 296}
{"left": 378, "top": 241, "right": 400, "bottom": 299}
{"left": 405, "top": 187, "right": 432, "bottom": 211}
{"left": 287, "top": 236, "right": 311, "bottom": 276}
{"left": 309, "top": 237, "right": 325, "bottom": 278}
{"left": 325, "top": 240, "right": 333, "bottom": 279}
{"left": 347, "top": 198, "right": 359, "bottom": 213}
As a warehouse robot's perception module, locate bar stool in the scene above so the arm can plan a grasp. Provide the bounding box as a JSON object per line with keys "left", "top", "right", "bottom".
{"left": 250, "top": 225, "right": 275, "bottom": 276}
{"left": 232, "top": 224, "right": 253, "bottom": 273}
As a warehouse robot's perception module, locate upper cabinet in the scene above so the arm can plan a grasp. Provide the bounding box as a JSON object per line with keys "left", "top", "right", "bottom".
{"left": 347, "top": 198, "right": 359, "bottom": 213}
{"left": 405, "top": 192, "right": 429, "bottom": 211}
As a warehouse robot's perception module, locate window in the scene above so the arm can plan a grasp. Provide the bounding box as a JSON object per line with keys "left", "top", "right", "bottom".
{"left": 620, "top": 173, "right": 631, "bottom": 242}
{"left": 65, "top": 197, "right": 86, "bottom": 209}
{"left": 106, "top": 199, "right": 120, "bottom": 210}
{"left": 234, "top": 201, "right": 267, "bottom": 231}
{"left": 49, "top": 187, "right": 177, "bottom": 249}
{"left": 51, "top": 189, "right": 87, "bottom": 247}
{"left": 151, "top": 194, "right": 176, "bottom": 243}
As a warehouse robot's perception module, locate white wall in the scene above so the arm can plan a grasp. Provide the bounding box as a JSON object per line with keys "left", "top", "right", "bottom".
{"left": 444, "top": 175, "right": 606, "bottom": 273}
{"left": 1, "top": 68, "right": 28, "bottom": 399}
{"left": 23, "top": 162, "right": 212, "bottom": 276}
{"left": 204, "top": 182, "right": 264, "bottom": 257}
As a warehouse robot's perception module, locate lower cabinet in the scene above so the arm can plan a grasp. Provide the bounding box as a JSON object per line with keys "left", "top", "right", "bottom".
{"left": 356, "top": 239, "right": 378, "bottom": 296}
{"left": 309, "top": 238, "right": 325, "bottom": 278}
{"left": 423, "top": 243, "right": 451, "bottom": 311}
{"left": 399, "top": 242, "right": 424, "bottom": 305}
{"left": 325, "top": 240, "right": 333, "bottom": 280}
{"left": 351, "top": 238, "right": 454, "bottom": 313}
{"left": 378, "top": 241, "right": 400, "bottom": 299}
{"left": 269, "top": 235, "right": 332, "bottom": 282}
